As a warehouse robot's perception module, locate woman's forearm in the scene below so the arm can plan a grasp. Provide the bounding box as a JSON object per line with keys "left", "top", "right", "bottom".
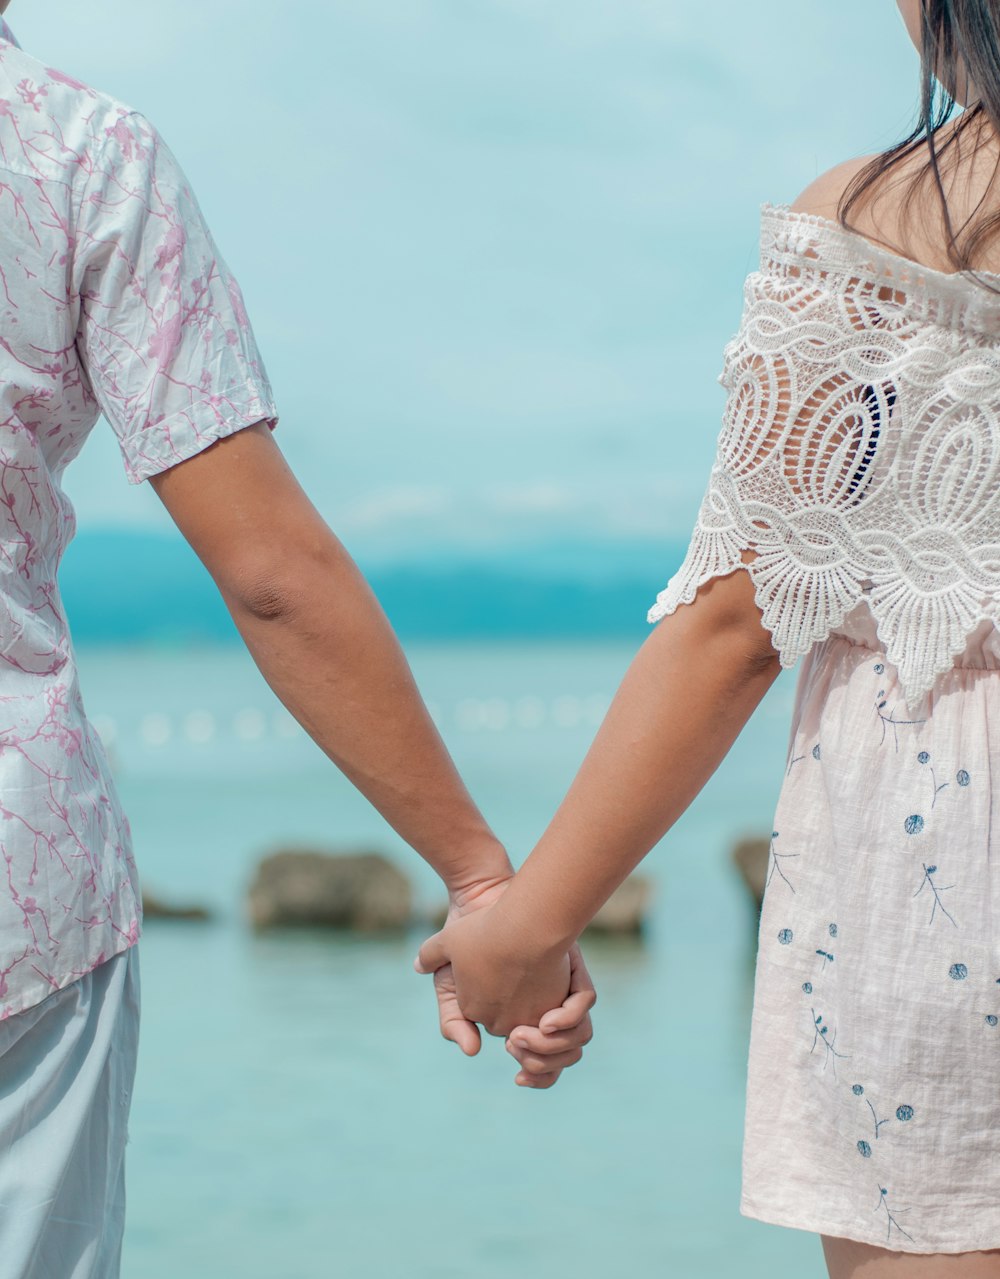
{"left": 498, "top": 571, "right": 782, "bottom": 947}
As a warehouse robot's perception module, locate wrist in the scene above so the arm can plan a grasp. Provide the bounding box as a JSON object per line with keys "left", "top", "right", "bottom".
{"left": 492, "top": 873, "right": 579, "bottom": 960}
{"left": 444, "top": 835, "right": 514, "bottom": 909}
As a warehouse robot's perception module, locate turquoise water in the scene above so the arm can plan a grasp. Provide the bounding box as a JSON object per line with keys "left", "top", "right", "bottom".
{"left": 74, "top": 640, "right": 826, "bottom": 1278}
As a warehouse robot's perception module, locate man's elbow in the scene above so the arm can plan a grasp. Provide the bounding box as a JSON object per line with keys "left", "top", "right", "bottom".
{"left": 224, "top": 558, "right": 326, "bottom": 623}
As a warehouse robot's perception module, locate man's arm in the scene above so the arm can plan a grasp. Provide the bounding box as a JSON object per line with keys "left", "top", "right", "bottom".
{"left": 150, "top": 421, "right": 513, "bottom": 897}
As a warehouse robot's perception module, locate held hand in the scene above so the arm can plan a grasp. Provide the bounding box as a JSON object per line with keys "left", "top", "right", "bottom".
{"left": 430, "top": 877, "right": 595, "bottom": 1085}
{"left": 505, "top": 944, "right": 596, "bottom": 1089}
{"left": 415, "top": 896, "right": 572, "bottom": 1040}
{"left": 429, "top": 874, "right": 512, "bottom": 1058}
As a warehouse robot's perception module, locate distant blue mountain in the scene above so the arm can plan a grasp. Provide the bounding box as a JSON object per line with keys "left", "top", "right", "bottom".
{"left": 59, "top": 530, "right": 686, "bottom": 644}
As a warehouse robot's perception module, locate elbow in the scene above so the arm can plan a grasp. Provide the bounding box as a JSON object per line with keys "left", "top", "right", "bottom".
{"left": 739, "top": 633, "right": 784, "bottom": 680}
{"left": 226, "top": 561, "right": 318, "bottom": 623}
{"left": 720, "top": 613, "right": 784, "bottom": 682}
{"left": 233, "top": 573, "right": 298, "bottom": 622}
{"left": 685, "top": 568, "right": 784, "bottom": 679}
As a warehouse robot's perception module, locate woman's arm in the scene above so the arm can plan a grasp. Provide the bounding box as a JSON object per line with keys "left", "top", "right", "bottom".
{"left": 416, "top": 561, "right": 782, "bottom": 1035}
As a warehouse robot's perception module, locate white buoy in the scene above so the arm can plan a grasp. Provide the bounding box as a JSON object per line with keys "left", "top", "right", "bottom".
{"left": 233, "top": 708, "right": 266, "bottom": 741}
{"left": 552, "top": 695, "right": 583, "bottom": 728}
{"left": 183, "top": 710, "right": 216, "bottom": 744}
{"left": 513, "top": 696, "right": 546, "bottom": 730}
{"left": 455, "top": 699, "right": 483, "bottom": 732}
{"left": 480, "top": 698, "right": 511, "bottom": 731}
{"left": 139, "top": 713, "right": 171, "bottom": 747}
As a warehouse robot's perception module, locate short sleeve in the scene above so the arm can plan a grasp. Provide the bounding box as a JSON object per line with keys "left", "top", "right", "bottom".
{"left": 73, "top": 110, "right": 278, "bottom": 483}
{"left": 646, "top": 256, "right": 887, "bottom": 667}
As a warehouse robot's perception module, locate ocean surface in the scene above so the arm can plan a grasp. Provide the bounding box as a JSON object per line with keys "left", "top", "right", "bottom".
{"left": 72, "top": 639, "right": 828, "bottom": 1279}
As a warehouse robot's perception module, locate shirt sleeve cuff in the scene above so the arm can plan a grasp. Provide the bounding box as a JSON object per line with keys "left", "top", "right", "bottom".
{"left": 118, "top": 387, "right": 279, "bottom": 485}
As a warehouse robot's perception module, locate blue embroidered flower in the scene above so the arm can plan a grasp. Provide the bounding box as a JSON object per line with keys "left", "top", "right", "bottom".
{"left": 987, "top": 1016, "right": 998, "bottom": 1027}
{"left": 812, "top": 744, "right": 821, "bottom": 760}
{"left": 896, "top": 1105, "right": 914, "bottom": 1122}
{"left": 957, "top": 769, "right": 970, "bottom": 786}
{"left": 917, "top": 751, "right": 930, "bottom": 764}
{"left": 778, "top": 928, "right": 793, "bottom": 945}
{"left": 874, "top": 663, "right": 885, "bottom": 674}
{"left": 949, "top": 963, "right": 968, "bottom": 981}
{"left": 802, "top": 981, "right": 813, "bottom": 994}
{"left": 852, "top": 1084, "right": 864, "bottom": 1095}
{"left": 857, "top": 1140, "right": 872, "bottom": 1158}
{"left": 904, "top": 814, "right": 925, "bottom": 835}
{"left": 829, "top": 923, "right": 838, "bottom": 938}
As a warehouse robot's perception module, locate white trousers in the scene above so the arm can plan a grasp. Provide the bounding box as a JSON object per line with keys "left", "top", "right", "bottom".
{"left": 0, "top": 947, "right": 140, "bottom": 1279}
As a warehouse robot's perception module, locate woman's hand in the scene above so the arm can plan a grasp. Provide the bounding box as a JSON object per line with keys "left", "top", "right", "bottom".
{"left": 505, "top": 946, "right": 596, "bottom": 1088}
{"left": 416, "top": 891, "right": 574, "bottom": 1043}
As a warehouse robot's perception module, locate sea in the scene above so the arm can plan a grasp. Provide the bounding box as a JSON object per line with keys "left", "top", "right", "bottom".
{"left": 71, "top": 639, "right": 827, "bottom": 1279}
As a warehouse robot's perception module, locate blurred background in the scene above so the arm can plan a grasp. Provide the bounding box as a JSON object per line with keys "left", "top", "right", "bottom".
{"left": 13, "top": 2, "right": 916, "bottom": 1275}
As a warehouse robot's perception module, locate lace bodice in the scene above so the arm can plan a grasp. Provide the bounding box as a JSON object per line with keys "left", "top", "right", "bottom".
{"left": 649, "top": 204, "right": 1000, "bottom": 709}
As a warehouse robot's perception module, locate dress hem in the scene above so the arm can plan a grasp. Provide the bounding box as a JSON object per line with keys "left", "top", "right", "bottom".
{"left": 740, "top": 1197, "right": 1000, "bottom": 1256}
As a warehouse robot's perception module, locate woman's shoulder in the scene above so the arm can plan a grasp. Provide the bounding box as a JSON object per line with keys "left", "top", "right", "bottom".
{"left": 787, "top": 145, "right": 1000, "bottom": 277}
{"left": 788, "top": 156, "right": 880, "bottom": 222}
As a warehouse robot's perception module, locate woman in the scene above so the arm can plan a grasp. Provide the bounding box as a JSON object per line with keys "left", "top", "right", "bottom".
{"left": 421, "top": 2, "right": 1000, "bottom": 1274}
{"left": 0, "top": 8, "right": 594, "bottom": 1276}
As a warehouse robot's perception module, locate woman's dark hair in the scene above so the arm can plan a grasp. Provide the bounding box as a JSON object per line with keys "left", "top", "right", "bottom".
{"left": 839, "top": 1, "right": 1000, "bottom": 275}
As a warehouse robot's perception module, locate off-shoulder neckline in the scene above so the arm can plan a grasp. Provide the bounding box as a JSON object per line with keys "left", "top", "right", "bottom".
{"left": 761, "top": 200, "right": 1000, "bottom": 289}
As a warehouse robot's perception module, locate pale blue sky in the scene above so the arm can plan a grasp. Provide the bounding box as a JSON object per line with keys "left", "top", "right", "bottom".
{"left": 14, "top": 1, "right": 916, "bottom": 561}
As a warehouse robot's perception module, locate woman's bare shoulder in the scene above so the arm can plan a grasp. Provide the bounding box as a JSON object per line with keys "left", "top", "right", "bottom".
{"left": 789, "top": 156, "right": 880, "bottom": 220}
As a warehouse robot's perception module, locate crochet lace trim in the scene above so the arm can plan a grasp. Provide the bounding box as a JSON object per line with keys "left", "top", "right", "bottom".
{"left": 648, "top": 205, "right": 1000, "bottom": 708}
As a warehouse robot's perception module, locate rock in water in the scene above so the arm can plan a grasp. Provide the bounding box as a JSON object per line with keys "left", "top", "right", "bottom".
{"left": 583, "top": 874, "right": 653, "bottom": 936}
{"left": 247, "top": 849, "right": 412, "bottom": 932}
{"left": 141, "top": 888, "right": 212, "bottom": 921}
{"left": 731, "top": 836, "right": 770, "bottom": 910}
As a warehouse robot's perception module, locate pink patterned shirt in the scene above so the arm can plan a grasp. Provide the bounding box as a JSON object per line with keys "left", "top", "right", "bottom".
{"left": 0, "top": 23, "right": 277, "bottom": 1016}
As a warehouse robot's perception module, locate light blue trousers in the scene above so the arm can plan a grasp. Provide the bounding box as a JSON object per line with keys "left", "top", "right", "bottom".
{"left": 0, "top": 947, "right": 140, "bottom": 1279}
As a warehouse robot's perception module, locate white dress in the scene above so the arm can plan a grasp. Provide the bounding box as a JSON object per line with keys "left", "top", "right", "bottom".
{"left": 650, "top": 205, "right": 1000, "bottom": 1254}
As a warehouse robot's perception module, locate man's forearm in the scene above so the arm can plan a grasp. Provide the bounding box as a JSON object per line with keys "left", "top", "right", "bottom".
{"left": 225, "top": 547, "right": 511, "bottom": 895}
{"left": 149, "top": 424, "right": 508, "bottom": 895}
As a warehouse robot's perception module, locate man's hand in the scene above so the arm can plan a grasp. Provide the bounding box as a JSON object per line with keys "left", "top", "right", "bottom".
{"left": 416, "top": 889, "right": 575, "bottom": 1042}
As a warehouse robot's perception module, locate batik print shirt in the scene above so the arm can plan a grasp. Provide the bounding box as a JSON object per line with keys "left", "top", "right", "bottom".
{"left": 0, "top": 23, "right": 277, "bottom": 1015}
